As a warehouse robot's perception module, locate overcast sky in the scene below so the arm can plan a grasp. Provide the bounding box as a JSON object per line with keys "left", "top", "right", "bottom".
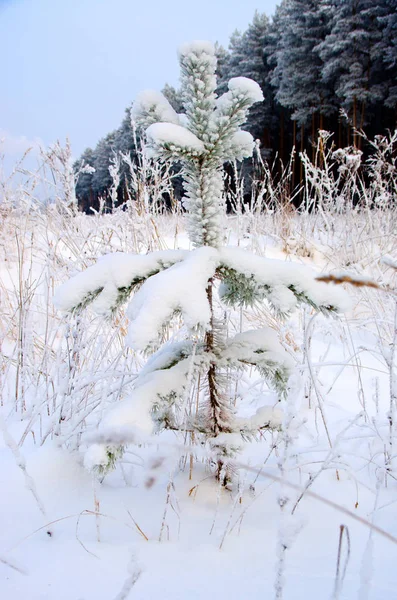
{"left": 0, "top": 0, "right": 279, "bottom": 160}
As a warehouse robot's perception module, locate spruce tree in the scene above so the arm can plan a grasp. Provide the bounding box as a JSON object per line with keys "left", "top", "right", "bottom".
{"left": 55, "top": 42, "right": 347, "bottom": 482}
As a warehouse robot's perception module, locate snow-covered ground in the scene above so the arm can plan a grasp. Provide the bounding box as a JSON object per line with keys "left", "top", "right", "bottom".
{"left": 1, "top": 206, "right": 397, "bottom": 599}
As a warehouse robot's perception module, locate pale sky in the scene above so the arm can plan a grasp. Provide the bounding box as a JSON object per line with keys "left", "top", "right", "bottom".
{"left": 0, "top": 0, "right": 279, "bottom": 159}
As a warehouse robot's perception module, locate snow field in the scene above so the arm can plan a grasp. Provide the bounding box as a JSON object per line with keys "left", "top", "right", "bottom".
{"left": 1, "top": 199, "right": 397, "bottom": 599}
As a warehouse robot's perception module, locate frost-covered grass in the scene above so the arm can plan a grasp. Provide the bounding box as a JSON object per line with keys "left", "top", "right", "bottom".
{"left": 2, "top": 142, "right": 397, "bottom": 598}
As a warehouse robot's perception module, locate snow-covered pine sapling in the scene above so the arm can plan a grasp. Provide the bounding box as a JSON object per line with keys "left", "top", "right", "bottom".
{"left": 54, "top": 42, "right": 348, "bottom": 482}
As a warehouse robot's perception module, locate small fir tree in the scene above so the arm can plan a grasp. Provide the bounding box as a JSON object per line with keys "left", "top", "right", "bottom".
{"left": 55, "top": 42, "right": 347, "bottom": 482}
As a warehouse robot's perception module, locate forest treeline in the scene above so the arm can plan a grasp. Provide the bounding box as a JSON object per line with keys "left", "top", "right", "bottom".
{"left": 75, "top": 0, "right": 397, "bottom": 212}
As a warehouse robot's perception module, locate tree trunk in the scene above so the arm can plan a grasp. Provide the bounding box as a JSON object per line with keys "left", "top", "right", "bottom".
{"left": 292, "top": 120, "right": 297, "bottom": 191}
{"left": 319, "top": 113, "right": 325, "bottom": 169}
{"left": 205, "top": 281, "right": 217, "bottom": 430}
{"left": 300, "top": 124, "right": 305, "bottom": 192}
{"left": 280, "top": 109, "right": 285, "bottom": 163}
{"left": 205, "top": 279, "right": 231, "bottom": 484}
{"left": 353, "top": 97, "right": 357, "bottom": 147}
{"left": 312, "top": 113, "right": 316, "bottom": 163}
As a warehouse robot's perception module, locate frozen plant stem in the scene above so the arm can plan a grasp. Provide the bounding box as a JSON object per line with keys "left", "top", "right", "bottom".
{"left": 0, "top": 415, "right": 48, "bottom": 528}
{"left": 332, "top": 524, "right": 351, "bottom": 600}
{"left": 386, "top": 302, "right": 397, "bottom": 482}
{"left": 274, "top": 375, "right": 302, "bottom": 600}
{"left": 304, "top": 313, "right": 336, "bottom": 456}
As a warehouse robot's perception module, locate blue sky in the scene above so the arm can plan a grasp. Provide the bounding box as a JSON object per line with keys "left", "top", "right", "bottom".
{"left": 0, "top": 0, "right": 278, "bottom": 159}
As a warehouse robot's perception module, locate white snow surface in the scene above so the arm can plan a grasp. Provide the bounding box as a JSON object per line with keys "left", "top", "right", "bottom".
{"left": 222, "top": 328, "right": 294, "bottom": 371}
{"left": 219, "top": 247, "right": 350, "bottom": 313}
{"left": 84, "top": 443, "right": 112, "bottom": 471}
{"left": 53, "top": 249, "right": 187, "bottom": 314}
{"left": 250, "top": 405, "right": 284, "bottom": 428}
{"left": 177, "top": 40, "right": 215, "bottom": 58}
{"left": 177, "top": 113, "right": 189, "bottom": 128}
{"left": 101, "top": 357, "right": 191, "bottom": 436}
{"left": 209, "top": 432, "right": 244, "bottom": 452}
{"left": 213, "top": 79, "right": 263, "bottom": 135}
{"left": 92, "top": 329, "right": 290, "bottom": 451}
{"left": 54, "top": 247, "right": 349, "bottom": 346}
{"left": 4, "top": 215, "right": 397, "bottom": 600}
{"left": 126, "top": 246, "right": 218, "bottom": 350}
{"left": 146, "top": 123, "right": 205, "bottom": 156}
{"left": 228, "top": 77, "right": 264, "bottom": 103}
{"left": 236, "top": 405, "right": 284, "bottom": 430}
{"left": 227, "top": 130, "right": 255, "bottom": 160}
{"left": 139, "top": 340, "right": 193, "bottom": 378}
{"left": 131, "top": 90, "right": 180, "bottom": 125}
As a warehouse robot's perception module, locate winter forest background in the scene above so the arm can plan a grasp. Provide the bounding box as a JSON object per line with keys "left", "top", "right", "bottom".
{"left": 74, "top": 0, "right": 397, "bottom": 212}
{"left": 2, "top": 1, "right": 397, "bottom": 599}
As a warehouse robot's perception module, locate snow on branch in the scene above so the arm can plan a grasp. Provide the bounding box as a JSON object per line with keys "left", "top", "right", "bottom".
{"left": 146, "top": 123, "right": 205, "bottom": 159}
{"left": 218, "top": 247, "right": 350, "bottom": 315}
{"left": 215, "top": 78, "right": 264, "bottom": 115}
{"left": 177, "top": 40, "right": 216, "bottom": 59}
{"left": 131, "top": 90, "right": 180, "bottom": 130}
{"left": 178, "top": 40, "right": 217, "bottom": 141}
{"left": 235, "top": 406, "right": 284, "bottom": 435}
{"left": 85, "top": 343, "right": 202, "bottom": 469}
{"left": 55, "top": 245, "right": 350, "bottom": 334}
{"left": 54, "top": 250, "right": 187, "bottom": 314}
{"left": 228, "top": 77, "right": 264, "bottom": 104}
{"left": 97, "top": 356, "right": 193, "bottom": 437}
{"left": 55, "top": 246, "right": 349, "bottom": 329}
{"left": 138, "top": 340, "right": 197, "bottom": 378}
{"left": 209, "top": 78, "right": 263, "bottom": 154}
{"left": 223, "top": 130, "right": 255, "bottom": 161}
{"left": 126, "top": 247, "right": 218, "bottom": 350}
{"left": 221, "top": 328, "right": 293, "bottom": 394}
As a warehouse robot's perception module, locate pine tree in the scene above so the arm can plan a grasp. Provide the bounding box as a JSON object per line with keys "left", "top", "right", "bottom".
{"left": 220, "top": 12, "right": 276, "bottom": 147}
{"left": 91, "top": 131, "right": 117, "bottom": 200}
{"left": 318, "top": 0, "right": 388, "bottom": 141}
{"left": 270, "top": 0, "right": 334, "bottom": 129}
{"left": 74, "top": 147, "right": 96, "bottom": 211}
{"left": 113, "top": 107, "right": 140, "bottom": 204}
{"left": 161, "top": 83, "right": 184, "bottom": 114}
{"left": 265, "top": 1, "right": 292, "bottom": 162}
{"left": 376, "top": 0, "right": 397, "bottom": 110}
{"left": 55, "top": 42, "right": 348, "bottom": 483}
